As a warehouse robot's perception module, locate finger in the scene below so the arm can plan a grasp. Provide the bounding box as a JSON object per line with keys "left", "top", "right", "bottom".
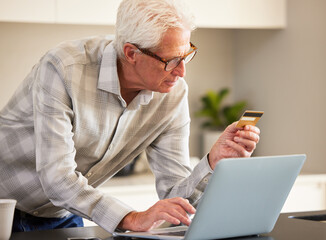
{"left": 226, "top": 140, "right": 251, "bottom": 157}
{"left": 158, "top": 212, "right": 182, "bottom": 226}
{"left": 169, "top": 198, "right": 196, "bottom": 214}
{"left": 153, "top": 204, "right": 191, "bottom": 226}
{"left": 237, "top": 130, "right": 260, "bottom": 143}
{"left": 167, "top": 208, "right": 192, "bottom": 226}
{"left": 244, "top": 125, "right": 261, "bottom": 134}
{"left": 226, "top": 122, "right": 240, "bottom": 133}
{"left": 151, "top": 198, "right": 194, "bottom": 226}
{"left": 166, "top": 201, "right": 189, "bottom": 219}
{"left": 234, "top": 137, "right": 256, "bottom": 152}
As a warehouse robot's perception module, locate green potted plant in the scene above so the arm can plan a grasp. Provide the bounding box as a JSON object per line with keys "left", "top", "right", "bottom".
{"left": 195, "top": 88, "right": 246, "bottom": 155}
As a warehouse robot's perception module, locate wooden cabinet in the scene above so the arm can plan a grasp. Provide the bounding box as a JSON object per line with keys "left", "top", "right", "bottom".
{"left": 0, "top": 0, "right": 286, "bottom": 28}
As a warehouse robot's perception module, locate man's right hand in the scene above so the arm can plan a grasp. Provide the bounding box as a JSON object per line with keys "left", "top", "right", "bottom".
{"left": 117, "top": 197, "right": 196, "bottom": 232}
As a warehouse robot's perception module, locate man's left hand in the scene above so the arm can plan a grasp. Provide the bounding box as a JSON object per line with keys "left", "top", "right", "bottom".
{"left": 208, "top": 122, "right": 261, "bottom": 170}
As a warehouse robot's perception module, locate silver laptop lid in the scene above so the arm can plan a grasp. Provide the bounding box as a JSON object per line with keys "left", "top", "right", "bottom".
{"left": 185, "top": 154, "right": 306, "bottom": 240}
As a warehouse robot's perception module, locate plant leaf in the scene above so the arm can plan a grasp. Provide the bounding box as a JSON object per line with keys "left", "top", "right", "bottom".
{"left": 223, "top": 101, "right": 247, "bottom": 125}
{"left": 195, "top": 88, "right": 246, "bottom": 130}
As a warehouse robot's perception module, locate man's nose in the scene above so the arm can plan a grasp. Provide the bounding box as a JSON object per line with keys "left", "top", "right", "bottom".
{"left": 171, "top": 60, "right": 186, "bottom": 78}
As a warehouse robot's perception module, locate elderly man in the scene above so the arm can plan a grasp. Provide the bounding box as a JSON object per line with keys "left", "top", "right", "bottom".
{"left": 0, "top": 0, "right": 260, "bottom": 234}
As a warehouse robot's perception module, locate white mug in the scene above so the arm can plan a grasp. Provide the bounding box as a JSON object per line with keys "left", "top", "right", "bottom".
{"left": 0, "top": 199, "right": 17, "bottom": 240}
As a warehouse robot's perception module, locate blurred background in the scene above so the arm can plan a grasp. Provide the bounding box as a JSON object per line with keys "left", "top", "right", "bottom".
{"left": 1, "top": 0, "right": 325, "bottom": 215}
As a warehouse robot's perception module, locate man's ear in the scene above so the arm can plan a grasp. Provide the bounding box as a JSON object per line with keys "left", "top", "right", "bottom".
{"left": 123, "top": 43, "right": 138, "bottom": 64}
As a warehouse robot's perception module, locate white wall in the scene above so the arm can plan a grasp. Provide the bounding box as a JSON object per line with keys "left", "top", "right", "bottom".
{"left": 233, "top": 0, "right": 326, "bottom": 173}
{"left": 188, "top": 29, "right": 234, "bottom": 157}
{"left": 0, "top": 22, "right": 115, "bottom": 108}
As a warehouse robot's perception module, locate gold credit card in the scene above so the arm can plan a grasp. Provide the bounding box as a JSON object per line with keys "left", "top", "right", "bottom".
{"left": 236, "top": 110, "right": 264, "bottom": 128}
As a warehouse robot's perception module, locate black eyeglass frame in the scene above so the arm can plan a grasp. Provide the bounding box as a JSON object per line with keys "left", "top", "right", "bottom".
{"left": 133, "top": 42, "right": 198, "bottom": 71}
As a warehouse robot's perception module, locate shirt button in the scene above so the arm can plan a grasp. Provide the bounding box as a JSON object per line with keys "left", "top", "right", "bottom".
{"left": 109, "top": 144, "right": 113, "bottom": 150}
{"left": 33, "top": 211, "right": 39, "bottom": 215}
{"left": 203, "top": 178, "right": 208, "bottom": 183}
{"left": 87, "top": 172, "right": 92, "bottom": 177}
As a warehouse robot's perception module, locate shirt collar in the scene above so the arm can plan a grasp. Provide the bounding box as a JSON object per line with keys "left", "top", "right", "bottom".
{"left": 98, "top": 43, "right": 153, "bottom": 106}
{"left": 138, "top": 90, "right": 154, "bottom": 105}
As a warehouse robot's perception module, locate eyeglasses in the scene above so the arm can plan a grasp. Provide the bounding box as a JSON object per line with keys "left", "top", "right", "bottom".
{"left": 133, "top": 42, "right": 197, "bottom": 71}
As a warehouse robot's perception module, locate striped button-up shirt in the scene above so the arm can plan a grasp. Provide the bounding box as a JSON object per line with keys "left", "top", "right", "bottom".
{"left": 0, "top": 36, "right": 212, "bottom": 232}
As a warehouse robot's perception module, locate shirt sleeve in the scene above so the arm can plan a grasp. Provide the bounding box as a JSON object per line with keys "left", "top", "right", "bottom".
{"left": 32, "top": 56, "right": 133, "bottom": 233}
{"left": 146, "top": 83, "right": 213, "bottom": 207}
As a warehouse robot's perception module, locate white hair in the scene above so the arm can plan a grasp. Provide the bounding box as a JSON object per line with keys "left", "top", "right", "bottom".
{"left": 112, "top": 0, "right": 196, "bottom": 59}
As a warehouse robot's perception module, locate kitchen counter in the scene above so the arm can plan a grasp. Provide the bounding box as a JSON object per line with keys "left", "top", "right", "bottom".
{"left": 10, "top": 210, "right": 326, "bottom": 240}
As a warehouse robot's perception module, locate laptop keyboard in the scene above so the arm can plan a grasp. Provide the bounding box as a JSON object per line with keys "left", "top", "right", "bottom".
{"left": 156, "top": 230, "right": 186, "bottom": 236}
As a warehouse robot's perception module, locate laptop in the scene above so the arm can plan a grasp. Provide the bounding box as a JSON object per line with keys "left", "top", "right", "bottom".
{"left": 113, "top": 154, "right": 306, "bottom": 240}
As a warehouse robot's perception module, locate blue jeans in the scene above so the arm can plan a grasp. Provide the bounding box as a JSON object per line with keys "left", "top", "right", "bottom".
{"left": 12, "top": 209, "right": 84, "bottom": 232}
